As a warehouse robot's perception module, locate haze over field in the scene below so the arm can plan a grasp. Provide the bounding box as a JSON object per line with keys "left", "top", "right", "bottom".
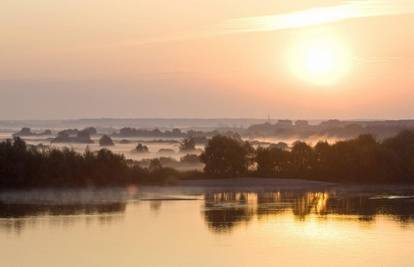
{"left": 1, "top": 0, "right": 414, "bottom": 120}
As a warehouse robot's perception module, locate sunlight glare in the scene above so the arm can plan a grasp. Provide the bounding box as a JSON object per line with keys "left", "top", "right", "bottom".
{"left": 288, "top": 33, "right": 351, "bottom": 86}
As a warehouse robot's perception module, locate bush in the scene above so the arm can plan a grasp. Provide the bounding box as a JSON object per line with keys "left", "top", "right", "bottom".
{"left": 135, "top": 143, "right": 149, "bottom": 153}
{"left": 99, "top": 135, "right": 114, "bottom": 146}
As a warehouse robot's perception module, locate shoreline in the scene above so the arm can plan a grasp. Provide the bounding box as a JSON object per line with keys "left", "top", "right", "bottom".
{"left": 1, "top": 177, "right": 414, "bottom": 191}
{"left": 0, "top": 178, "right": 413, "bottom": 205}
{"left": 176, "top": 177, "right": 335, "bottom": 188}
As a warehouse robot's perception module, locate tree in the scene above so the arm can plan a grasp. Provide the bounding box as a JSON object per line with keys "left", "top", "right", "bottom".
{"left": 200, "top": 135, "right": 252, "bottom": 178}
{"left": 313, "top": 141, "right": 332, "bottom": 179}
{"left": 99, "top": 135, "right": 114, "bottom": 146}
{"left": 149, "top": 159, "right": 162, "bottom": 172}
{"left": 289, "top": 141, "right": 314, "bottom": 178}
{"left": 136, "top": 143, "right": 149, "bottom": 153}
{"left": 83, "top": 127, "right": 97, "bottom": 135}
{"left": 179, "top": 137, "right": 196, "bottom": 152}
{"left": 180, "top": 154, "right": 200, "bottom": 164}
{"left": 255, "top": 146, "right": 289, "bottom": 177}
{"left": 382, "top": 130, "right": 414, "bottom": 181}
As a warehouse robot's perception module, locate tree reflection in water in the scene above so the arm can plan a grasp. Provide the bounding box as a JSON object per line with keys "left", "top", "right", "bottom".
{"left": 0, "top": 190, "right": 413, "bottom": 234}
{"left": 0, "top": 202, "right": 126, "bottom": 234}
{"left": 203, "top": 193, "right": 256, "bottom": 232}
{"left": 203, "top": 191, "right": 414, "bottom": 232}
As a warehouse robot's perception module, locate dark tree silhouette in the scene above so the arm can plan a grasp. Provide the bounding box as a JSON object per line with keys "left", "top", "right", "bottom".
{"left": 0, "top": 137, "right": 182, "bottom": 188}
{"left": 254, "top": 132, "right": 414, "bottom": 183}
{"left": 99, "top": 135, "right": 114, "bottom": 146}
{"left": 200, "top": 135, "right": 253, "bottom": 178}
{"left": 288, "top": 141, "right": 314, "bottom": 179}
{"left": 180, "top": 154, "right": 200, "bottom": 164}
{"left": 179, "top": 137, "right": 196, "bottom": 152}
{"left": 135, "top": 143, "right": 149, "bottom": 153}
{"left": 1, "top": 130, "right": 414, "bottom": 188}
{"left": 256, "top": 146, "right": 289, "bottom": 177}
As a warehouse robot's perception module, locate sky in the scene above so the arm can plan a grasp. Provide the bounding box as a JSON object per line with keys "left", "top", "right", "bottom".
{"left": 1, "top": 0, "right": 414, "bottom": 120}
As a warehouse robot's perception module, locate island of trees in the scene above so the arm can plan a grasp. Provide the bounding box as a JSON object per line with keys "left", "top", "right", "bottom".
{"left": 13, "top": 127, "right": 52, "bottom": 137}
{"left": 0, "top": 130, "right": 413, "bottom": 188}
{"left": 51, "top": 128, "right": 95, "bottom": 144}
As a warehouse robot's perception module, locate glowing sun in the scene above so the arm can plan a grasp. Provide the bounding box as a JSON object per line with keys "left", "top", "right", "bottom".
{"left": 288, "top": 35, "right": 351, "bottom": 85}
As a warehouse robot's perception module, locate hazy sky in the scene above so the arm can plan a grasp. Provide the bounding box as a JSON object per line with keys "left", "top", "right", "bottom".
{"left": 1, "top": 0, "right": 414, "bottom": 120}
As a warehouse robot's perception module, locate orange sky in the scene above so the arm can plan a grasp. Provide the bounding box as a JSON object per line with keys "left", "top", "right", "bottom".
{"left": 0, "top": 0, "right": 413, "bottom": 119}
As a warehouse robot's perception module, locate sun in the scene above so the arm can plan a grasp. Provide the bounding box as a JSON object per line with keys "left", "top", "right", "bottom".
{"left": 288, "top": 34, "right": 351, "bottom": 86}
{"left": 305, "top": 45, "right": 335, "bottom": 75}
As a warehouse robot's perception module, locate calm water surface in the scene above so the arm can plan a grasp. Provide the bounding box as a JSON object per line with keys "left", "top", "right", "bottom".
{"left": 0, "top": 187, "right": 413, "bottom": 267}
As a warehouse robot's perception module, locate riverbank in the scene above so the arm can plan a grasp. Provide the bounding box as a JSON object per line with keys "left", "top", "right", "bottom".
{"left": 154, "top": 177, "right": 414, "bottom": 195}
{"left": 1, "top": 178, "right": 414, "bottom": 206}
{"left": 176, "top": 177, "right": 335, "bottom": 189}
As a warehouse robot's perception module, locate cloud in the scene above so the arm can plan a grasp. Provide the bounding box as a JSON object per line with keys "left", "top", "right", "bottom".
{"left": 111, "top": 1, "right": 414, "bottom": 47}
{"left": 218, "top": 0, "right": 414, "bottom": 34}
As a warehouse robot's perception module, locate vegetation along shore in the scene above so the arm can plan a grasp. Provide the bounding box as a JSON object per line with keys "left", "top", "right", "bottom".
{"left": 0, "top": 130, "right": 413, "bottom": 188}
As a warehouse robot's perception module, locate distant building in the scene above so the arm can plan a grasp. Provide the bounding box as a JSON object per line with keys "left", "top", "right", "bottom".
{"left": 295, "top": 120, "right": 309, "bottom": 127}
{"left": 276, "top": 120, "right": 293, "bottom": 128}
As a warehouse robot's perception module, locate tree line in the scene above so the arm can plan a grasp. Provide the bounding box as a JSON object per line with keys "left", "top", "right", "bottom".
{"left": 200, "top": 130, "right": 414, "bottom": 183}
{"left": 0, "top": 137, "right": 187, "bottom": 188}
{"left": 0, "top": 130, "right": 413, "bottom": 188}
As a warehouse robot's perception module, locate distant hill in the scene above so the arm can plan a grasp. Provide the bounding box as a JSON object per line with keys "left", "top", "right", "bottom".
{"left": 0, "top": 118, "right": 271, "bottom": 131}
{"left": 245, "top": 120, "right": 414, "bottom": 140}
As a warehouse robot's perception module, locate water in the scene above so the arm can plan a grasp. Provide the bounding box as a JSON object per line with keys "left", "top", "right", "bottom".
{"left": 0, "top": 187, "right": 413, "bottom": 267}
